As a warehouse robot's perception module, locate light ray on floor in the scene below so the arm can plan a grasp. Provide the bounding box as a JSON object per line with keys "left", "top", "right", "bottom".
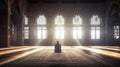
{"left": 0, "top": 47, "right": 43, "bottom": 65}
{"left": 78, "top": 46, "right": 120, "bottom": 59}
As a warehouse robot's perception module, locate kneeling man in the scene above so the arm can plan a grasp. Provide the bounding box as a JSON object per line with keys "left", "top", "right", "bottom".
{"left": 55, "top": 41, "right": 61, "bottom": 53}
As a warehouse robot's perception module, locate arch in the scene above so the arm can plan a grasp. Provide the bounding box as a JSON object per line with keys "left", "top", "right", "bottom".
{"left": 37, "top": 15, "right": 46, "bottom": 25}
{"left": 90, "top": 15, "right": 100, "bottom": 39}
{"left": 24, "top": 27, "right": 29, "bottom": 39}
{"left": 73, "top": 15, "right": 82, "bottom": 25}
{"left": 37, "top": 15, "right": 47, "bottom": 39}
{"left": 55, "top": 15, "right": 64, "bottom": 25}
{"left": 114, "top": 25, "right": 119, "bottom": 39}
{"left": 25, "top": 16, "right": 28, "bottom": 25}
{"left": 55, "top": 15, "right": 64, "bottom": 39}
{"left": 72, "top": 15, "right": 82, "bottom": 39}
{"left": 91, "top": 15, "right": 100, "bottom": 25}
{"left": 110, "top": 4, "right": 119, "bottom": 15}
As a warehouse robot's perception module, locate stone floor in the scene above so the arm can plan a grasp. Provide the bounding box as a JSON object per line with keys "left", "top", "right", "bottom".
{"left": 0, "top": 46, "right": 120, "bottom": 67}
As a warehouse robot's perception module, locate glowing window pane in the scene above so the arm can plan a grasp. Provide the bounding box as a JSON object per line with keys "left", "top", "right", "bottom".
{"left": 25, "top": 16, "right": 28, "bottom": 25}
{"left": 114, "top": 25, "right": 119, "bottom": 39}
{"left": 91, "top": 27, "right": 100, "bottom": 39}
{"left": 55, "top": 15, "right": 64, "bottom": 25}
{"left": 38, "top": 30, "right": 42, "bottom": 39}
{"left": 73, "top": 15, "right": 82, "bottom": 25}
{"left": 12, "top": 25, "right": 14, "bottom": 34}
{"left": 91, "top": 15, "right": 100, "bottom": 25}
{"left": 73, "top": 27, "right": 82, "bottom": 39}
{"left": 61, "top": 30, "right": 64, "bottom": 39}
{"left": 73, "top": 29, "right": 77, "bottom": 39}
{"left": 37, "top": 15, "right": 46, "bottom": 25}
{"left": 24, "top": 27, "right": 29, "bottom": 39}
{"left": 55, "top": 27, "right": 64, "bottom": 39}
{"left": 91, "top": 29, "right": 95, "bottom": 39}
{"left": 43, "top": 29, "right": 47, "bottom": 39}
{"left": 78, "top": 27, "right": 82, "bottom": 39}
{"left": 55, "top": 30, "right": 59, "bottom": 39}
{"left": 37, "top": 27, "right": 47, "bottom": 39}
{"left": 96, "top": 30, "right": 100, "bottom": 39}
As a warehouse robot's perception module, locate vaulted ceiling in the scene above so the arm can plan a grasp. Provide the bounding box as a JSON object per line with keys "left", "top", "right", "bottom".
{"left": 27, "top": 0, "right": 108, "bottom": 3}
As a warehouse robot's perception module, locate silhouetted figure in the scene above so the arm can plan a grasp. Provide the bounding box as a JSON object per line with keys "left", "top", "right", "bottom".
{"left": 55, "top": 41, "right": 61, "bottom": 53}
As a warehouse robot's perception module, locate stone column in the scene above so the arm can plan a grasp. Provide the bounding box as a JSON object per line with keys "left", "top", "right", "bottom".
{"left": 29, "top": 17, "right": 37, "bottom": 45}
{"left": 15, "top": 0, "right": 26, "bottom": 46}
{"left": 0, "top": 0, "right": 11, "bottom": 47}
{"left": 83, "top": 15, "right": 91, "bottom": 45}
{"left": 47, "top": 15, "right": 54, "bottom": 45}
{"left": 64, "top": 15, "right": 73, "bottom": 46}
{"left": 16, "top": 15, "right": 24, "bottom": 46}
{"left": 118, "top": 3, "right": 120, "bottom": 46}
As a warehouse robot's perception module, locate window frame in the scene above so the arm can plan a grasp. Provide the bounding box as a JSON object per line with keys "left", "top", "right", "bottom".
{"left": 55, "top": 26, "right": 64, "bottom": 39}
{"left": 24, "top": 27, "right": 29, "bottom": 39}
{"left": 37, "top": 15, "right": 47, "bottom": 39}
{"left": 55, "top": 15, "right": 65, "bottom": 39}
{"left": 91, "top": 26, "right": 100, "bottom": 40}
{"left": 73, "top": 26, "right": 82, "bottom": 39}
{"left": 25, "top": 16, "right": 28, "bottom": 25}
{"left": 114, "top": 25, "right": 119, "bottom": 39}
{"left": 73, "top": 15, "right": 82, "bottom": 39}
{"left": 37, "top": 27, "right": 47, "bottom": 39}
{"left": 90, "top": 15, "right": 101, "bottom": 40}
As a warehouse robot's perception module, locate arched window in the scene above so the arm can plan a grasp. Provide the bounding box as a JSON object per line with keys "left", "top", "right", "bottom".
{"left": 12, "top": 25, "right": 15, "bottom": 35}
{"left": 90, "top": 15, "right": 100, "bottom": 39}
{"left": 73, "top": 15, "right": 82, "bottom": 39}
{"left": 37, "top": 15, "right": 47, "bottom": 39}
{"left": 25, "top": 16, "right": 28, "bottom": 25}
{"left": 24, "top": 27, "right": 29, "bottom": 39}
{"left": 24, "top": 16, "right": 29, "bottom": 39}
{"left": 37, "top": 27, "right": 47, "bottom": 39}
{"left": 114, "top": 25, "right": 119, "bottom": 39}
{"left": 55, "top": 27, "right": 64, "bottom": 39}
{"left": 37, "top": 15, "right": 46, "bottom": 25}
{"left": 55, "top": 15, "right": 64, "bottom": 39}
{"left": 91, "top": 15, "right": 100, "bottom": 25}
{"left": 73, "top": 15, "right": 82, "bottom": 25}
{"left": 55, "top": 15, "right": 64, "bottom": 25}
